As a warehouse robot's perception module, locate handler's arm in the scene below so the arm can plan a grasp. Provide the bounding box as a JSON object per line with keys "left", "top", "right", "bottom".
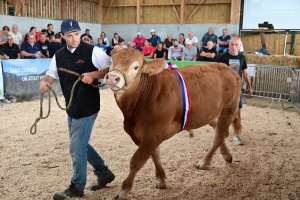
{"left": 242, "top": 69, "right": 252, "bottom": 96}
{"left": 40, "top": 55, "right": 58, "bottom": 93}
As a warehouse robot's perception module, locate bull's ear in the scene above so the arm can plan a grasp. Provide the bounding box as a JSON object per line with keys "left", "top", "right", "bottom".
{"left": 143, "top": 59, "right": 166, "bottom": 75}
{"left": 111, "top": 46, "right": 123, "bottom": 56}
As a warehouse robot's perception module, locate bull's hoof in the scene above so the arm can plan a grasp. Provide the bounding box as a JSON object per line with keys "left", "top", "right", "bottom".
{"left": 196, "top": 161, "right": 208, "bottom": 170}
{"left": 113, "top": 195, "right": 128, "bottom": 200}
{"left": 189, "top": 134, "right": 194, "bottom": 138}
{"left": 225, "top": 156, "right": 233, "bottom": 163}
{"left": 155, "top": 184, "right": 166, "bottom": 189}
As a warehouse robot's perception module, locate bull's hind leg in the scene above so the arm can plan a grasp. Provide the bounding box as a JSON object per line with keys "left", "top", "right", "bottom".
{"left": 151, "top": 146, "right": 166, "bottom": 189}
{"left": 115, "top": 137, "right": 161, "bottom": 200}
{"left": 196, "top": 110, "right": 233, "bottom": 170}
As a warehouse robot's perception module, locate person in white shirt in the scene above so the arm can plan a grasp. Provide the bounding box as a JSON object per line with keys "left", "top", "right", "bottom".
{"left": 9, "top": 24, "right": 22, "bottom": 47}
{"left": 185, "top": 31, "right": 198, "bottom": 49}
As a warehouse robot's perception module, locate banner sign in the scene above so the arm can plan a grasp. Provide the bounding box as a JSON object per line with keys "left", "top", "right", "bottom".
{"left": 1, "top": 59, "right": 62, "bottom": 99}
{"left": 0, "top": 61, "right": 4, "bottom": 100}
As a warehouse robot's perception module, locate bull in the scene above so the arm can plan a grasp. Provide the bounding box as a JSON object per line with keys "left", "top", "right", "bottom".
{"left": 104, "top": 48, "right": 242, "bottom": 199}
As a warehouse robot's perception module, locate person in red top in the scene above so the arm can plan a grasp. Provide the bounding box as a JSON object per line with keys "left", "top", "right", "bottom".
{"left": 133, "top": 32, "right": 146, "bottom": 48}
{"left": 142, "top": 39, "right": 154, "bottom": 58}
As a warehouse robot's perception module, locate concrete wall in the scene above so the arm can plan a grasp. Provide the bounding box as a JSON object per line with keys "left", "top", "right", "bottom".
{"left": 0, "top": 15, "right": 102, "bottom": 42}
{"left": 102, "top": 24, "right": 239, "bottom": 47}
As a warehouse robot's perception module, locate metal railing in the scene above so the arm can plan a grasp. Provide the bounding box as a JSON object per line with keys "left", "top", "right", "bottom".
{"left": 283, "top": 69, "right": 300, "bottom": 112}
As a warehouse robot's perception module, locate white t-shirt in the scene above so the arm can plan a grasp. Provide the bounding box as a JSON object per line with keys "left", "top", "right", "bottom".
{"left": 9, "top": 32, "right": 22, "bottom": 45}
{"left": 185, "top": 36, "right": 198, "bottom": 44}
{"left": 46, "top": 46, "right": 111, "bottom": 79}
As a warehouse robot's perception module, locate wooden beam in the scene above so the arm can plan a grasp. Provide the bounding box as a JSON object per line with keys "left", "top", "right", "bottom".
{"left": 136, "top": 0, "right": 141, "bottom": 24}
{"left": 185, "top": 0, "right": 204, "bottom": 23}
{"left": 180, "top": 0, "right": 184, "bottom": 24}
{"left": 170, "top": 0, "right": 180, "bottom": 23}
{"left": 61, "top": 0, "right": 66, "bottom": 19}
{"left": 6, "top": 0, "right": 13, "bottom": 4}
{"left": 230, "top": 0, "right": 241, "bottom": 24}
{"left": 96, "top": 0, "right": 103, "bottom": 23}
{"left": 15, "top": 0, "right": 22, "bottom": 16}
{"left": 102, "top": 0, "right": 114, "bottom": 23}
{"left": 83, "top": 0, "right": 99, "bottom": 2}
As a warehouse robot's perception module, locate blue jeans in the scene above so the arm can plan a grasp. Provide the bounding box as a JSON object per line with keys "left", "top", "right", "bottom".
{"left": 216, "top": 46, "right": 228, "bottom": 54}
{"left": 68, "top": 112, "right": 109, "bottom": 191}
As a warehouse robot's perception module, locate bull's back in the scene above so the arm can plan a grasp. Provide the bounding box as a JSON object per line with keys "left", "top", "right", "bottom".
{"left": 180, "top": 63, "right": 241, "bottom": 128}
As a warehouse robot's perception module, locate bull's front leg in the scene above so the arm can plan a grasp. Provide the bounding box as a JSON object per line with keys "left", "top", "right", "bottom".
{"left": 151, "top": 145, "right": 166, "bottom": 189}
{"left": 114, "top": 137, "right": 161, "bottom": 200}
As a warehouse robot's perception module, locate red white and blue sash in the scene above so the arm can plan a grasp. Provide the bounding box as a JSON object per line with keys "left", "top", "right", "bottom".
{"left": 165, "top": 62, "right": 191, "bottom": 131}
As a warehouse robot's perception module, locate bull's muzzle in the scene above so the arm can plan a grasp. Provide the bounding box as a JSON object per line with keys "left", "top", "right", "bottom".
{"left": 105, "top": 73, "right": 120, "bottom": 85}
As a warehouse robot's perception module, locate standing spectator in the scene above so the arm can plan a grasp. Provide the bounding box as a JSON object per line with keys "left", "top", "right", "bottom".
{"left": 20, "top": 32, "right": 41, "bottom": 59}
{"left": 81, "top": 29, "right": 93, "bottom": 44}
{"left": 82, "top": 37, "right": 91, "bottom": 44}
{"left": 142, "top": 39, "right": 155, "bottom": 58}
{"left": 218, "top": 37, "right": 252, "bottom": 145}
{"left": 2, "top": 34, "right": 20, "bottom": 59}
{"left": 149, "top": 29, "right": 161, "bottom": 47}
{"left": 0, "top": 26, "right": 10, "bottom": 45}
{"left": 46, "top": 23, "right": 54, "bottom": 40}
{"left": 9, "top": 24, "right": 22, "bottom": 47}
{"left": 230, "top": 33, "right": 244, "bottom": 54}
{"left": 163, "top": 33, "right": 174, "bottom": 51}
{"left": 178, "top": 33, "right": 185, "bottom": 45}
{"left": 216, "top": 28, "right": 230, "bottom": 54}
{"left": 95, "top": 38, "right": 107, "bottom": 52}
{"left": 185, "top": 31, "right": 198, "bottom": 50}
{"left": 24, "top": 27, "right": 38, "bottom": 42}
{"left": 133, "top": 32, "right": 146, "bottom": 48}
{"left": 40, "top": 18, "right": 115, "bottom": 199}
{"left": 48, "top": 32, "right": 64, "bottom": 58}
{"left": 100, "top": 32, "right": 109, "bottom": 46}
{"left": 154, "top": 41, "right": 166, "bottom": 59}
{"left": 127, "top": 41, "right": 142, "bottom": 52}
{"left": 200, "top": 27, "right": 218, "bottom": 49}
{"left": 199, "top": 41, "right": 217, "bottom": 62}
{"left": 168, "top": 40, "right": 185, "bottom": 60}
{"left": 37, "top": 33, "right": 49, "bottom": 58}
{"left": 181, "top": 41, "right": 197, "bottom": 61}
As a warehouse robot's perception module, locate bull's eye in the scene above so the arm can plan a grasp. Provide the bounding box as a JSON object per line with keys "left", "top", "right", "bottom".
{"left": 134, "top": 66, "right": 138, "bottom": 70}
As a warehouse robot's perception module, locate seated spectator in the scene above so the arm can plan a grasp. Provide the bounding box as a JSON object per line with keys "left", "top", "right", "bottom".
{"left": 95, "top": 38, "right": 107, "bottom": 52}
{"left": 142, "top": 39, "right": 155, "bottom": 58}
{"left": 37, "top": 33, "right": 49, "bottom": 58}
{"left": 149, "top": 29, "right": 161, "bottom": 47}
{"left": 20, "top": 32, "right": 42, "bottom": 59}
{"left": 0, "top": 26, "right": 10, "bottom": 45}
{"left": 181, "top": 41, "right": 197, "bottom": 61}
{"left": 230, "top": 33, "right": 244, "bottom": 54}
{"left": 106, "top": 33, "right": 121, "bottom": 55}
{"left": 9, "top": 24, "right": 22, "bottom": 47}
{"left": 133, "top": 32, "right": 146, "bottom": 48}
{"left": 48, "top": 32, "right": 64, "bottom": 58}
{"left": 154, "top": 41, "right": 166, "bottom": 59}
{"left": 46, "top": 23, "right": 54, "bottom": 40}
{"left": 49, "top": 35, "right": 55, "bottom": 42}
{"left": 217, "top": 28, "right": 230, "bottom": 54}
{"left": 100, "top": 32, "right": 109, "bottom": 46}
{"left": 0, "top": 46, "right": 9, "bottom": 60}
{"left": 1, "top": 35, "right": 20, "bottom": 59}
{"left": 200, "top": 27, "right": 218, "bottom": 49}
{"left": 128, "top": 41, "right": 142, "bottom": 51}
{"left": 60, "top": 32, "right": 67, "bottom": 46}
{"left": 185, "top": 31, "right": 198, "bottom": 50}
{"left": 163, "top": 33, "right": 174, "bottom": 50}
{"left": 115, "top": 38, "right": 127, "bottom": 49}
{"left": 178, "top": 33, "right": 185, "bottom": 45}
{"left": 82, "top": 36, "right": 91, "bottom": 44}
{"left": 168, "top": 40, "right": 185, "bottom": 60}
{"left": 81, "top": 29, "right": 93, "bottom": 44}
{"left": 199, "top": 41, "right": 217, "bottom": 62}
{"left": 24, "top": 27, "right": 38, "bottom": 42}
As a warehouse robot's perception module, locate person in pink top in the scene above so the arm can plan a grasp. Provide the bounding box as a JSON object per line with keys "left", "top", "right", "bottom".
{"left": 133, "top": 32, "right": 146, "bottom": 48}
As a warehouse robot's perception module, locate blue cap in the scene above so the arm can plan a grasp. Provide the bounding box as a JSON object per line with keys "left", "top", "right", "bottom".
{"left": 61, "top": 18, "right": 81, "bottom": 34}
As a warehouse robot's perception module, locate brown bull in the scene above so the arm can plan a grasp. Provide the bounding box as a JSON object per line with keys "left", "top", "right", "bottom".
{"left": 104, "top": 48, "right": 242, "bottom": 200}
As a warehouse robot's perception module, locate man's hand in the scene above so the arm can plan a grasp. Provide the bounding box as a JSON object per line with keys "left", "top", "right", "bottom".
{"left": 81, "top": 72, "right": 96, "bottom": 84}
{"left": 40, "top": 80, "right": 52, "bottom": 93}
{"left": 247, "top": 88, "right": 252, "bottom": 96}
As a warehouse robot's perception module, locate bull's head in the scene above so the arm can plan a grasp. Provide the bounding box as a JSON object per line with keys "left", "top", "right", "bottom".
{"left": 104, "top": 47, "right": 166, "bottom": 91}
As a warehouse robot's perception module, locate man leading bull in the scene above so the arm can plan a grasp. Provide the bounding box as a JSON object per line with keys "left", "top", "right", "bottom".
{"left": 39, "top": 18, "right": 115, "bottom": 200}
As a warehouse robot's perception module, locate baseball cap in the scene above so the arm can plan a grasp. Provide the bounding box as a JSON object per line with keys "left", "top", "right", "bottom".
{"left": 137, "top": 32, "right": 142, "bottom": 36}
{"left": 150, "top": 29, "right": 155, "bottom": 32}
{"left": 61, "top": 18, "right": 81, "bottom": 34}
{"left": 186, "top": 41, "right": 192, "bottom": 45}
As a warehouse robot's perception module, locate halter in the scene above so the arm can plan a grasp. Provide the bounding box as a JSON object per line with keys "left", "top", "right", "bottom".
{"left": 107, "top": 68, "right": 142, "bottom": 91}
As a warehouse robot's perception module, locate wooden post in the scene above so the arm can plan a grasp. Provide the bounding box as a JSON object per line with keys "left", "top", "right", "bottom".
{"left": 230, "top": 0, "right": 241, "bottom": 24}
{"left": 61, "top": 0, "right": 66, "bottom": 19}
{"left": 96, "top": 0, "right": 103, "bottom": 23}
{"left": 136, "top": 0, "right": 141, "bottom": 24}
{"left": 102, "top": 0, "right": 114, "bottom": 23}
{"left": 180, "top": 0, "right": 184, "bottom": 24}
